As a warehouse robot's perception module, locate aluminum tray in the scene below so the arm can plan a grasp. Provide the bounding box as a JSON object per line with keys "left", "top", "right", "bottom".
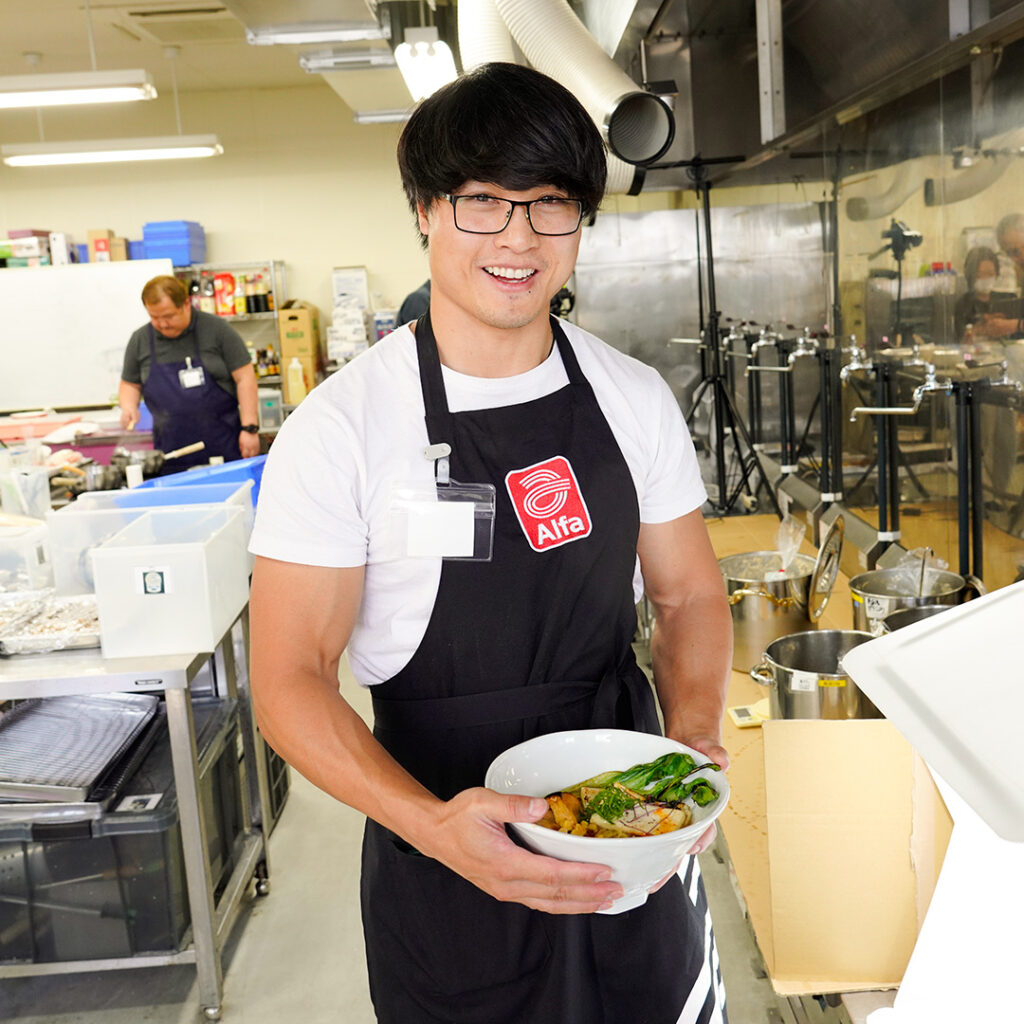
{"left": 0, "top": 693, "right": 159, "bottom": 802}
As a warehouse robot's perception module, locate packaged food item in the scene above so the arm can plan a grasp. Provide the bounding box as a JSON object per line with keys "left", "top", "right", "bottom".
{"left": 214, "top": 273, "right": 236, "bottom": 317}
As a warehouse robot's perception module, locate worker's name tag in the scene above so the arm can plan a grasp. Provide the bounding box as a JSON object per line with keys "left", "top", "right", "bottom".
{"left": 179, "top": 366, "right": 206, "bottom": 388}
{"left": 407, "top": 500, "right": 474, "bottom": 557}
{"left": 389, "top": 480, "right": 496, "bottom": 561}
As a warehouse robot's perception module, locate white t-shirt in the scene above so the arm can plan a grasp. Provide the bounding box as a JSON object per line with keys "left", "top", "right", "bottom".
{"left": 250, "top": 321, "right": 706, "bottom": 686}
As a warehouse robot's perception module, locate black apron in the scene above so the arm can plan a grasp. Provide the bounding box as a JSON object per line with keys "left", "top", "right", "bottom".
{"left": 142, "top": 324, "right": 241, "bottom": 472}
{"left": 361, "top": 313, "right": 724, "bottom": 1024}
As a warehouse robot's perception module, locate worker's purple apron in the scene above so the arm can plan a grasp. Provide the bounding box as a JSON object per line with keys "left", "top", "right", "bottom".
{"left": 142, "top": 325, "right": 241, "bottom": 472}
{"left": 361, "top": 313, "right": 724, "bottom": 1024}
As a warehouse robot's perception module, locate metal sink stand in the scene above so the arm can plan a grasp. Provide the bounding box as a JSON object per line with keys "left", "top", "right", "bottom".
{"left": 0, "top": 607, "right": 272, "bottom": 1021}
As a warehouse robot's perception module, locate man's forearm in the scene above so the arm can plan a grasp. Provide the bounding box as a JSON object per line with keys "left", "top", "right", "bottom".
{"left": 235, "top": 368, "right": 258, "bottom": 424}
{"left": 649, "top": 594, "right": 732, "bottom": 745}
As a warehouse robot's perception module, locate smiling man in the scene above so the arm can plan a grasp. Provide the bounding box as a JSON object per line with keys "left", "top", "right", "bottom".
{"left": 249, "top": 63, "right": 732, "bottom": 1024}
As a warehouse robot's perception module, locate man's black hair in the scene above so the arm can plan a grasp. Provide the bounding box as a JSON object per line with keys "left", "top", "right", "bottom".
{"left": 397, "top": 62, "right": 606, "bottom": 245}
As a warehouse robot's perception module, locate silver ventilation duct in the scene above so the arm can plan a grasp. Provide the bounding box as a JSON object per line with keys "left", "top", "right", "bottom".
{"left": 457, "top": 0, "right": 643, "bottom": 194}
{"left": 492, "top": 0, "right": 674, "bottom": 166}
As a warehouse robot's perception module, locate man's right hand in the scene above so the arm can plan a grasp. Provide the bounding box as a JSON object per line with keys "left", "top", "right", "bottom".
{"left": 415, "top": 786, "right": 623, "bottom": 915}
{"left": 119, "top": 407, "right": 139, "bottom": 431}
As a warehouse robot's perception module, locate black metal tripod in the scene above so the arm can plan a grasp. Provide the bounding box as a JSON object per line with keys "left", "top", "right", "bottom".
{"left": 676, "top": 158, "right": 781, "bottom": 517}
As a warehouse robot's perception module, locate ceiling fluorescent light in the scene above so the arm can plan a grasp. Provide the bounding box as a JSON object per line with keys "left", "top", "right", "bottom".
{"left": 0, "top": 69, "right": 157, "bottom": 110}
{"left": 2, "top": 135, "right": 223, "bottom": 167}
{"left": 300, "top": 50, "right": 396, "bottom": 73}
{"left": 394, "top": 27, "right": 457, "bottom": 102}
{"left": 247, "top": 23, "right": 386, "bottom": 46}
{"left": 352, "top": 109, "right": 412, "bottom": 124}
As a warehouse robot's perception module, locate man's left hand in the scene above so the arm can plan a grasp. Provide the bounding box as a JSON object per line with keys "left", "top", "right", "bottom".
{"left": 239, "top": 431, "right": 261, "bottom": 458}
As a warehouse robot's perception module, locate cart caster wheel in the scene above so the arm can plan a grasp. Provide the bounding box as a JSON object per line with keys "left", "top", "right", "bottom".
{"left": 256, "top": 878, "right": 271, "bottom": 897}
{"left": 202, "top": 1005, "right": 222, "bottom": 1021}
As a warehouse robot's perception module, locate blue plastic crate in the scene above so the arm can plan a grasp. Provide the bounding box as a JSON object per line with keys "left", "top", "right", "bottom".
{"left": 127, "top": 239, "right": 145, "bottom": 260}
{"left": 143, "top": 220, "right": 205, "bottom": 238}
{"left": 135, "top": 455, "right": 267, "bottom": 506}
{"left": 106, "top": 481, "right": 254, "bottom": 510}
{"left": 143, "top": 240, "right": 206, "bottom": 265}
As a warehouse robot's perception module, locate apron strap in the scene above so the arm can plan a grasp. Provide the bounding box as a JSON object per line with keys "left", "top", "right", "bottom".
{"left": 371, "top": 658, "right": 658, "bottom": 734}
{"left": 414, "top": 311, "right": 586, "bottom": 449}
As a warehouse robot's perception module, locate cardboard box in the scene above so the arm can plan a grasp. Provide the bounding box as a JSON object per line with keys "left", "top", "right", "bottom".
{"left": 109, "top": 238, "right": 128, "bottom": 262}
{"left": 720, "top": 683, "right": 952, "bottom": 996}
{"left": 331, "top": 266, "right": 369, "bottom": 310}
{"left": 278, "top": 301, "right": 322, "bottom": 404}
{"left": 88, "top": 229, "right": 114, "bottom": 263}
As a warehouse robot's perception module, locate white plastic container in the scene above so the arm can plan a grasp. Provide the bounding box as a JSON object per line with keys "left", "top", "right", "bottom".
{"left": 90, "top": 506, "right": 249, "bottom": 658}
{"left": 46, "top": 506, "right": 149, "bottom": 595}
{"left": 71, "top": 481, "right": 254, "bottom": 536}
{"left": 0, "top": 520, "right": 54, "bottom": 592}
{"left": 258, "top": 388, "right": 284, "bottom": 430}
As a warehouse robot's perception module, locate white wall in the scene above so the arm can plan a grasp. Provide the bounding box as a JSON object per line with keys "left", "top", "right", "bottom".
{"left": 0, "top": 82, "right": 429, "bottom": 319}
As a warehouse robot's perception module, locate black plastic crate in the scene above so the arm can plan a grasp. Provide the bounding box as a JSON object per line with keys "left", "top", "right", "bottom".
{"left": 264, "top": 743, "right": 289, "bottom": 833}
{"left": 0, "top": 697, "right": 242, "bottom": 964}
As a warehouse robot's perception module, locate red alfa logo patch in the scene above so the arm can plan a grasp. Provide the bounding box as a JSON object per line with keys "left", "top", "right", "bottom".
{"left": 505, "top": 456, "right": 592, "bottom": 553}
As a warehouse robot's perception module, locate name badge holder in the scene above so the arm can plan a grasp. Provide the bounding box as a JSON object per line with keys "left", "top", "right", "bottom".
{"left": 178, "top": 356, "right": 205, "bottom": 389}
{"left": 389, "top": 443, "right": 496, "bottom": 562}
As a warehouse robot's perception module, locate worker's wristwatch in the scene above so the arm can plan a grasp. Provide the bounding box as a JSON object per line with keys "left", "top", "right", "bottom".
{"left": 240, "top": 424, "right": 260, "bottom": 434}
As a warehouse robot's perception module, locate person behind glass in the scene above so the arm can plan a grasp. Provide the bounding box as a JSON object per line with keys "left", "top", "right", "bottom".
{"left": 955, "top": 246, "right": 1010, "bottom": 341}
{"left": 248, "top": 63, "right": 732, "bottom": 1024}
{"left": 118, "top": 275, "right": 260, "bottom": 471}
{"left": 980, "top": 214, "right": 1024, "bottom": 340}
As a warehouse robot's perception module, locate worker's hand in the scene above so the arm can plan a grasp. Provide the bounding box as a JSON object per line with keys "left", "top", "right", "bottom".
{"left": 239, "top": 430, "right": 261, "bottom": 458}
{"left": 419, "top": 786, "right": 623, "bottom": 915}
{"left": 119, "top": 407, "right": 139, "bottom": 431}
{"left": 980, "top": 314, "right": 1019, "bottom": 338}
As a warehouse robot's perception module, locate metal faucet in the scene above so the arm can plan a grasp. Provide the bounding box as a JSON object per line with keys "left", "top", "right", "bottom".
{"left": 840, "top": 335, "right": 870, "bottom": 382}
{"left": 849, "top": 362, "right": 952, "bottom": 420}
{"left": 788, "top": 326, "right": 819, "bottom": 365}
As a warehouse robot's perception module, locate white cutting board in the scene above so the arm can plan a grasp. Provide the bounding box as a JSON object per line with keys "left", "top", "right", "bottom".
{"left": 841, "top": 579, "right": 1024, "bottom": 843}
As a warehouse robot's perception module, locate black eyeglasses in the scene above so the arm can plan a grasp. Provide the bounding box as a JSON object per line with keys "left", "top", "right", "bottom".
{"left": 441, "top": 193, "right": 584, "bottom": 236}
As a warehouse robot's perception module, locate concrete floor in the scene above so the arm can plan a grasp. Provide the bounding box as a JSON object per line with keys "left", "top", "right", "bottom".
{"left": 0, "top": 661, "right": 841, "bottom": 1024}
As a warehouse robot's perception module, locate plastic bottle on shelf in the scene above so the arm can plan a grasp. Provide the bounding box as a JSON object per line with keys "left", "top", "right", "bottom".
{"left": 265, "top": 276, "right": 275, "bottom": 312}
{"left": 234, "top": 276, "right": 247, "bottom": 315}
{"left": 189, "top": 276, "right": 201, "bottom": 310}
{"left": 287, "top": 357, "right": 308, "bottom": 403}
{"left": 245, "top": 275, "right": 257, "bottom": 314}
{"left": 254, "top": 273, "right": 269, "bottom": 314}
{"left": 199, "top": 272, "right": 216, "bottom": 314}
{"left": 267, "top": 344, "right": 279, "bottom": 376}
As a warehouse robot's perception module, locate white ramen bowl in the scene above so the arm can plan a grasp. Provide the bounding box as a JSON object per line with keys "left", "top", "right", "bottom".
{"left": 485, "top": 729, "right": 730, "bottom": 914}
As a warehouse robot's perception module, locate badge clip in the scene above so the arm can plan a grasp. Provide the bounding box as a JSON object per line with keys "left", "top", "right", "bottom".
{"left": 424, "top": 442, "right": 452, "bottom": 486}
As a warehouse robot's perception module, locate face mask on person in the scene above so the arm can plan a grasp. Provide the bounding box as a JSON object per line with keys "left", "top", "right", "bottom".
{"left": 974, "top": 277, "right": 996, "bottom": 296}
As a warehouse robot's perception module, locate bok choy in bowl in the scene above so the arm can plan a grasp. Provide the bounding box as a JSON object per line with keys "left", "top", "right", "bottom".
{"left": 485, "top": 729, "right": 729, "bottom": 914}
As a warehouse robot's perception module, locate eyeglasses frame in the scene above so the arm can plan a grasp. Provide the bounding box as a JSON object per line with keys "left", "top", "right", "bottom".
{"left": 439, "top": 192, "right": 584, "bottom": 236}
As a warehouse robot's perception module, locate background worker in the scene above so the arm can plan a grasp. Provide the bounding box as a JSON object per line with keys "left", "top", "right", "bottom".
{"left": 119, "top": 274, "right": 260, "bottom": 470}
{"left": 249, "top": 63, "right": 732, "bottom": 1024}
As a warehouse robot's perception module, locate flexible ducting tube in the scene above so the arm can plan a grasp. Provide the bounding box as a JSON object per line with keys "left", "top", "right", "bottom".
{"left": 492, "top": 0, "right": 673, "bottom": 167}
{"left": 924, "top": 154, "right": 1011, "bottom": 206}
{"left": 845, "top": 163, "right": 918, "bottom": 221}
{"left": 457, "top": 0, "right": 642, "bottom": 194}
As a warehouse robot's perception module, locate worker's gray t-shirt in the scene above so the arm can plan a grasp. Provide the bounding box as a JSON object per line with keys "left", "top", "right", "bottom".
{"left": 122, "top": 309, "right": 251, "bottom": 398}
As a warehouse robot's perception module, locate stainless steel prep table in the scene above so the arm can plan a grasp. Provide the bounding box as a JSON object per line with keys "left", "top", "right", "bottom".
{"left": 0, "top": 608, "right": 273, "bottom": 1022}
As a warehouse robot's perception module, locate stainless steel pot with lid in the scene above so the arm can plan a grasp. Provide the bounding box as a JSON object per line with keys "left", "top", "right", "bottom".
{"left": 719, "top": 516, "right": 844, "bottom": 671}
{"left": 750, "top": 629, "right": 880, "bottom": 719}
{"left": 849, "top": 567, "right": 984, "bottom": 635}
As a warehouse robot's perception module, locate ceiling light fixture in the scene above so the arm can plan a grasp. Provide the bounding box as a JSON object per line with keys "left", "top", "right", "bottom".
{"left": 0, "top": 69, "right": 157, "bottom": 109}
{"left": 1, "top": 135, "right": 224, "bottom": 167}
{"left": 300, "top": 49, "right": 397, "bottom": 73}
{"left": 352, "top": 109, "right": 412, "bottom": 124}
{"left": 394, "top": 27, "right": 457, "bottom": 102}
{"left": 247, "top": 23, "right": 387, "bottom": 46}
